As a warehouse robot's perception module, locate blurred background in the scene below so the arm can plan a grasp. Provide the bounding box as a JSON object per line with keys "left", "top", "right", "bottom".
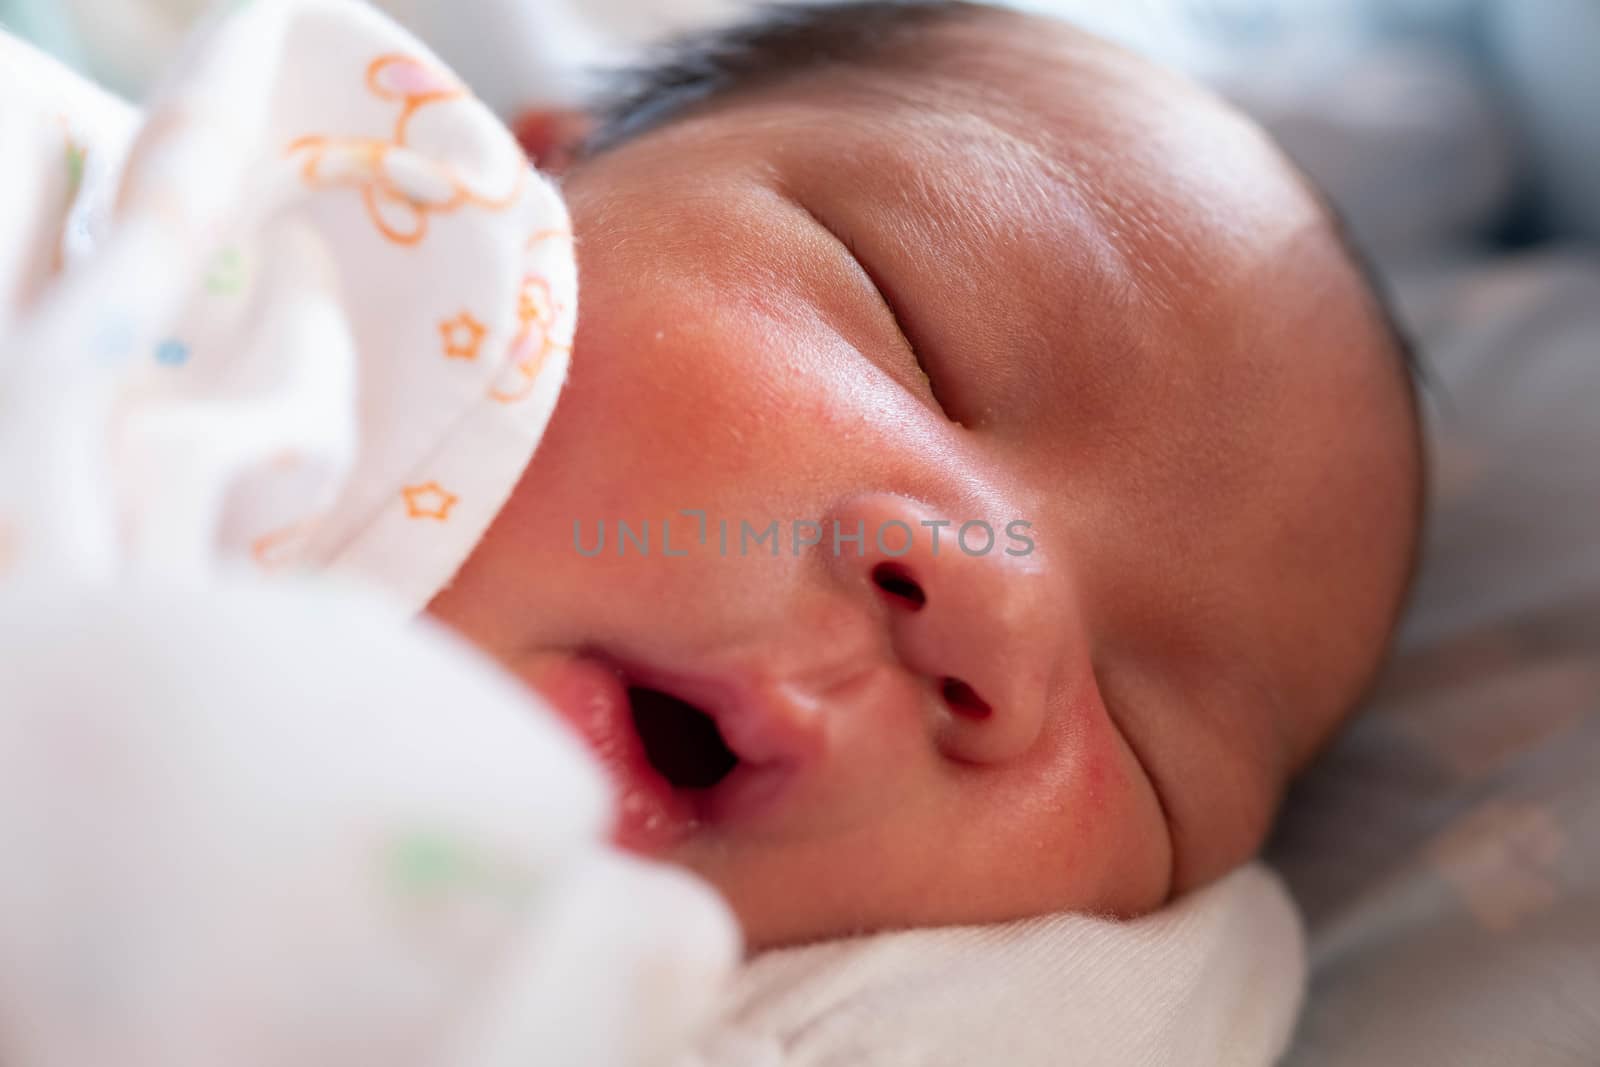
{"left": 5, "top": 1, "right": 1597, "bottom": 1063}
{"left": 4, "top": 0, "right": 1597, "bottom": 245}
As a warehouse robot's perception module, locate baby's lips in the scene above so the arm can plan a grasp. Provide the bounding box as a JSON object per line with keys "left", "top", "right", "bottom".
{"left": 615, "top": 658, "right": 827, "bottom": 774}
{"left": 515, "top": 653, "right": 700, "bottom": 852}
{"left": 517, "top": 654, "right": 630, "bottom": 762}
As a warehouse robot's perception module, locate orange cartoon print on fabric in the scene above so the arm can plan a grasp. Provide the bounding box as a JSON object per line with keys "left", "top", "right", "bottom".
{"left": 287, "top": 54, "right": 525, "bottom": 247}
{"left": 491, "top": 230, "right": 573, "bottom": 403}
{"left": 403, "top": 481, "right": 458, "bottom": 521}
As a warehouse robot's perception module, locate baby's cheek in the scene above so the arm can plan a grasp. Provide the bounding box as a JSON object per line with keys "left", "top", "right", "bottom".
{"left": 1076, "top": 709, "right": 1174, "bottom": 913}
{"left": 985, "top": 688, "right": 1174, "bottom": 917}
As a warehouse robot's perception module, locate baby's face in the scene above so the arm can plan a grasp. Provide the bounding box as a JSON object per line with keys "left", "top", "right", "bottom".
{"left": 429, "top": 14, "right": 1418, "bottom": 949}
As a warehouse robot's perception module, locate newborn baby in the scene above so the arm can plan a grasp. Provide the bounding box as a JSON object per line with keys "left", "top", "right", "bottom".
{"left": 428, "top": 0, "right": 1425, "bottom": 949}
{"left": 0, "top": 0, "right": 1420, "bottom": 1061}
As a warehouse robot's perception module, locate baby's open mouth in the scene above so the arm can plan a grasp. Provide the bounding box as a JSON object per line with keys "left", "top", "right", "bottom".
{"left": 628, "top": 685, "right": 740, "bottom": 790}
{"left": 528, "top": 653, "right": 804, "bottom": 852}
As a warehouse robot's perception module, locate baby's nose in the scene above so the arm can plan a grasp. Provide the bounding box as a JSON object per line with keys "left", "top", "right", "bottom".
{"left": 820, "top": 493, "right": 1060, "bottom": 764}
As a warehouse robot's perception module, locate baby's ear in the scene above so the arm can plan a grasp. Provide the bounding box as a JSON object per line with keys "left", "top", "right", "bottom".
{"left": 511, "top": 108, "right": 594, "bottom": 176}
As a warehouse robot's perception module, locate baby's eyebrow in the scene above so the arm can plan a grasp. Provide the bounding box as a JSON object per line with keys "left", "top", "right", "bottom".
{"left": 583, "top": 1, "right": 989, "bottom": 156}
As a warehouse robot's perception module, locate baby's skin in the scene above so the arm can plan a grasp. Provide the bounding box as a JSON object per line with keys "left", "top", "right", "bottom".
{"left": 428, "top": 7, "right": 1422, "bottom": 949}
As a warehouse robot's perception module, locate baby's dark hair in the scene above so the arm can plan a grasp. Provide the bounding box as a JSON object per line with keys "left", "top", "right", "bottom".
{"left": 584, "top": 1, "right": 986, "bottom": 155}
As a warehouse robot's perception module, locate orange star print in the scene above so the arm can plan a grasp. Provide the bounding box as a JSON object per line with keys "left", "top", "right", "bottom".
{"left": 403, "top": 482, "right": 458, "bottom": 521}
{"left": 440, "top": 311, "right": 486, "bottom": 361}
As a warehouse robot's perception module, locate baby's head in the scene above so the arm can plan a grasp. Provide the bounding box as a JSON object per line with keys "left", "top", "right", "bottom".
{"left": 429, "top": 1, "right": 1423, "bottom": 948}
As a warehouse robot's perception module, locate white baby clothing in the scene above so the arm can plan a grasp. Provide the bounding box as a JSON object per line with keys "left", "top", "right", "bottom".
{"left": 0, "top": 0, "right": 573, "bottom": 611}
{"left": 687, "top": 863, "right": 1305, "bottom": 1067}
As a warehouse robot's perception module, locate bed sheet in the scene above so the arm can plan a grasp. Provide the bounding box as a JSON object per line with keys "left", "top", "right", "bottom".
{"left": 1269, "top": 246, "right": 1600, "bottom": 1065}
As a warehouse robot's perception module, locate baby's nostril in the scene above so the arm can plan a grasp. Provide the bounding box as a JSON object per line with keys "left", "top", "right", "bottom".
{"left": 871, "top": 563, "right": 926, "bottom": 609}
{"left": 941, "top": 677, "right": 991, "bottom": 720}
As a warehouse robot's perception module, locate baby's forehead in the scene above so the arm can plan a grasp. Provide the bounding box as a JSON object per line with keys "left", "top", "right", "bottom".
{"left": 592, "top": 4, "right": 1330, "bottom": 264}
{"left": 638, "top": 14, "right": 1379, "bottom": 440}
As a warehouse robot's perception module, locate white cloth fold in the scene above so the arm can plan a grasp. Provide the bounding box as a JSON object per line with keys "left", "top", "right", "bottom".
{"left": 685, "top": 864, "right": 1305, "bottom": 1067}
{"left": 0, "top": 577, "right": 741, "bottom": 1067}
